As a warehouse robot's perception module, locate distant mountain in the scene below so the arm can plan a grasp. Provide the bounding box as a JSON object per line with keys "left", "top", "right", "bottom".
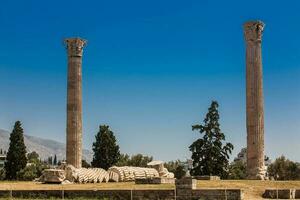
{"left": 0, "top": 129, "right": 93, "bottom": 163}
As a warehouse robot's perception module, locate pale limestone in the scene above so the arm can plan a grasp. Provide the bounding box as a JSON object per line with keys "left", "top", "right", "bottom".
{"left": 64, "top": 38, "right": 87, "bottom": 168}
{"left": 244, "top": 21, "right": 266, "bottom": 180}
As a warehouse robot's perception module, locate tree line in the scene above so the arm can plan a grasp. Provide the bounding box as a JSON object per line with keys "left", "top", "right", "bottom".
{"left": 1, "top": 101, "right": 299, "bottom": 181}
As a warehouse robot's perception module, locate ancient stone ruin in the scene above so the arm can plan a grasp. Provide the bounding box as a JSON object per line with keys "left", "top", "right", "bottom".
{"left": 39, "top": 161, "right": 174, "bottom": 184}
{"left": 64, "top": 38, "right": 87, "bottom": 169}
{"left": 40, "top": 19, "right": 268, "bottom": 184}
{"left": 244, "top": 21, "right": 266, "bottom": 180}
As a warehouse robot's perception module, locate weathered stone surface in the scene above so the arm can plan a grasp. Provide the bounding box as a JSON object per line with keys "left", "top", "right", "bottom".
{"left": 194, "top": 175, "right": 220, "bottom": 180}
{"left": 12, "top": 190, "right": 63, "bottom": 199}
{"left": 135, "top": 177, "right": 175, "bottom": 184}
{"left": 147, "top": 160, "right": 174, "bottom": 178}
{"left": 108, "top": 166, "right": 159, "bottom": 182}
{"left": 175, "top": 177, "right": 197, "bottom": 200}
{"left": 64, "top": 38, "right": 87, "bottom": 168}
{"left": 192, "top": 189, "right": 243, "bottom": 200}
{"left": 263, "top": 189, "right": 295, "bottom": 199}
{"left": 175, "top": 177, "right": 197, "bottom": 190}
{"left": 294, "top": 189, "right": 300, "bottom": 198}
{"left": 244, "top": 21, "right": 266, "bottom": 180}
{"left": 39, "top": 169, "right": 65, "bottom": 183}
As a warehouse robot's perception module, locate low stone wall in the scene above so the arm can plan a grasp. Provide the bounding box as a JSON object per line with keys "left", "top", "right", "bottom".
{"left": 263, "top": 189, "right": 300, "bottom": 199}
{"left": 135, "top": 177, "right": 175, "bottom": 184}
{"left": 193, "top": 189, "right": 243, "bottom": 200}
{"left": 0, "top": 188, "right": 244, "bottom": 200}
{"left": 0, "top": 178, "right": 245, "bottom": 199}
{"left": 0, "top": 189, "right": 175, "bottom": 200}
{"left": 194, "top": 175, "right": 221, "bottom": 180}
{"left": 175, "top": 177, "right": 243, "bottom": 200}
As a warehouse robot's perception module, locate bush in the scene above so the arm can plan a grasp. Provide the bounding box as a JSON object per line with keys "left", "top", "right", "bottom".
{"left": 174, "top": 165, "right": 186, "bottom": 179}
{"left": 0, "top": 168, "right": 5, "bottom": 180}
{"left": 116, "top": 154, "right": 153, "bottom": 167}
{"left": 268, "top": 155, "right": 300, "bottom": 180}
{"left": 164, "top": 160, "right": 181, "bottom": 173}
{"left": 17, "top": 165, "right": 38, "bottom": 181}
{"left": 228, "top": 161, "right": 246, "bottom": 179}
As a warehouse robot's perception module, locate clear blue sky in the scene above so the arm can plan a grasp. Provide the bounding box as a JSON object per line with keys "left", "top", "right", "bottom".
{"left": 0, "top": 0, "right": 300, "bottom": 162}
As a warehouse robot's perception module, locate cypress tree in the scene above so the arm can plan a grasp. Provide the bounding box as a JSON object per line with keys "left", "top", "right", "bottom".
{"left": 53, "top": 154, "right": 57, "bottom": 165}
{"left": 189, "top": 101, "right": 234, "bottom": 178}
{"left": 4, "top": 121, "right": 27, "bottom": 180}
{"left": 92, "top": 125, "right": 120, "bottom": 170}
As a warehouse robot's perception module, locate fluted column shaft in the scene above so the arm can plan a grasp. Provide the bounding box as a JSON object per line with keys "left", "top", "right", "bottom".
{"left": 65, "top": 38, "right": 87, "bottom": 168}
{"left": 244, "top": 21, "right": 265, "bottom": 179}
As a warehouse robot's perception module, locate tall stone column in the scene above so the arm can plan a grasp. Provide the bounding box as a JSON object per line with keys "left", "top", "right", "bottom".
{"left": 244, "top": 21, "right": 265, "bottom": 180}
{"left": 64, "top": 38, "right": 87, "bottom": 168}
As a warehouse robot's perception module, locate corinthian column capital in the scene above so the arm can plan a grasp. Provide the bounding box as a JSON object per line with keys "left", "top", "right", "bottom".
{"left": 64, "top": 38, "right": 87, "bottom": 57}
{"left": 244, "top": 21, "right": 265, "bottom": 43}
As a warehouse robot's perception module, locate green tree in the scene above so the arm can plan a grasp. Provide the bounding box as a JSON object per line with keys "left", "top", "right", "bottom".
{"left": 0, "top": 168, "right": 5, "bottom": 180}
{"left": 17, "top": 165, "right": 38, "bottom": 181}
{"left": 189, "top": 101, "right": 234, "bottom": 178}
{"left": 47, "top": 156, "right": 53, "bottom": 165}
{"left": 82, "top": 160, "right": 91, "bottom": 168}
{"left": 92, "top": 125, "right": 120, "bottom": 170}
{"left": 128, "top": 154, "right": 153, "bottom": 167}
{"left": 27, "top": 151, "right": 39, "bottom": 164}
{"left": 116, "top": 154, "right": 130, "bottom": 166}
{"left": 116, "top": 154, "right": 153, "bottom": 167}
{"left": 4, "top": 121, "right": 27, "bottom": 180}
{"left": 53, "top": 155, "right": 57, "bottom": 166}
{"left": 174, "top": 165, "right": 186, "bottom": 179}
{"left": 164, "top": 160, "right": 182, "bottom": 173}
{"left": 268, "top": 156, "right": 300, "bottom": 180}
{"left": 228, "top": 161, "right": 247, "bottom": 179}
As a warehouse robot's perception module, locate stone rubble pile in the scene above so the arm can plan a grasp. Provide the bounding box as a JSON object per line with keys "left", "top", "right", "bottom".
{"left": 39, "top": 160, "right": 175, "bottom": 184}
{"left": 65, "top": 165, "right": 109, "bottom": 183}
{"left": 107, "top": 166, "right": 159, "bottom": 182}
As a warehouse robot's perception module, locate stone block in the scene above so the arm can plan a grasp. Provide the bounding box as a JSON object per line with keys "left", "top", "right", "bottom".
{"left": 263, "top": 189, "right": 295, "bottom": 199}
{"left": 194, "top": 175, "right": 220, "bottom": 180}
{"left": 294, "top": 189, "right": 300, "bottom": 198}
{"left": 175, "top": 177, "right": 197, "bottom": 189}
{"left": 40, "top": 169, "right": 65, "bottom": 183}
{"left": 192, "top": 189, "right": 243, "bottom": 200}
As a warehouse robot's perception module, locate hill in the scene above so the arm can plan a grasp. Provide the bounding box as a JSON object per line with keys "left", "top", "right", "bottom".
{"left": 0, "top": 129, "right": 92, "bottom": 163}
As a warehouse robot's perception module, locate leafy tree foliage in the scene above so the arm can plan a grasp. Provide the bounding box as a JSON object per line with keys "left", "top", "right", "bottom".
{"left": 17, "top": 151, "right": 49, "bottom": 181}
{"left": 174, "top": 165, "right": 186, "bottom": 179}
{"left": 164, "top": 160, "right": 182, "bottom": 173}
{"left": 92, "top": 125, "right": 120, "bottom": 170}
{"left": 17, "top": 165, "right": 38, "bottom": 181}
{"left": 47, "top": 156, "right": 53, "bottom": 165}
{"left": 0, "top": 168, "right": 5, "bottom": 180}
{"left": 82, "top": 160, "right": 91, "bottom": 168}
{"left": 116, "top": 154, "right": 153, "bottom": 167}
{"left": 228, "top": 161, "right": 247, "bottom": 179}
{"left": 189, "top": 101, "right": 234, "bottom": 178}
{"left": 4, "top": 121, "right": 27, "bottom": 180}
{"left": 27, "top": 151, "right": 39, "bottom": 163}
{"left": 53, "top": 155, "right": 57, "bottom": 165}
{"left": 268, "top": 156, "right": 300, "bottom": 180}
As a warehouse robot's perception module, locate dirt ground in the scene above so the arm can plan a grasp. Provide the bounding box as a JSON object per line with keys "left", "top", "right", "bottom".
{"left": 1, "top": 180, "right": 300, "bottom": 199}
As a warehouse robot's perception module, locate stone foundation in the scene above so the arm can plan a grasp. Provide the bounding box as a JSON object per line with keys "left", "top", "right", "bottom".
{"left": 194, "top": 175, "right": 220, "bottom": 180}
{"left": 0, "top": 187, "right": 244, "bottom": 199}
{"left": 135, "top": 177, "right": 175, "bottom": 184}
{"left": 263, "top": 189, "right": 296, "bottom": 199}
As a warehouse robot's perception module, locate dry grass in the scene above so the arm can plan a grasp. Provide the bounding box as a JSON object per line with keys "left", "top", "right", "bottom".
{"left": 1, "top": 180, "right": 300, "bottom": 199}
